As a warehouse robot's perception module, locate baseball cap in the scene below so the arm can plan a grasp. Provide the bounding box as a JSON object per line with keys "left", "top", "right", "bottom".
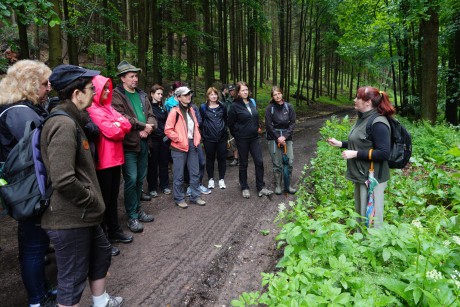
{"left": 175, "top": 86, "right": 193, "bottom": 97}
{"left": 228, "top": 84, "right": 236, "bottom": 91}
{"left": 50, "top": 64, "right": 100, "bottom": 91}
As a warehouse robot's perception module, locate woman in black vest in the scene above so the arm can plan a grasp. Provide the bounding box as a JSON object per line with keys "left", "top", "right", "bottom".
{"left": 327, "top": 86, "right": 394, "bottom": 228}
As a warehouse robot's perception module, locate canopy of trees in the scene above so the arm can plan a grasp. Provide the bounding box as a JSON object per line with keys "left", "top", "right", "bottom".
{"left": 1, "top": 0, "right": 459, "bottom": 124}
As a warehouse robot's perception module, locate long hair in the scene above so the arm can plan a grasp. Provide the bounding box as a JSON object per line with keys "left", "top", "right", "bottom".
{"left": 0, "top": 60, "right": 51, "bottom": 105}
{"left": 150, "top": 84, "right": 164, "bottom": 106}
{"left": 270, "top": 86, "right": 283, "bottom": 104}
{"left": 356, "top": 86, "right": 396, "bottom": 117}
{"left": 205, "top": 87, "right": 219, "bottom": 106}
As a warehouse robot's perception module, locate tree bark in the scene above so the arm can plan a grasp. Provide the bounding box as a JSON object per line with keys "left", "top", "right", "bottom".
{"left": 48, "top": 0, "right": 63, "bottom": 68}
{"left": 445, "top": 11, "right": 460, "bottom": 125}
{"left": 17, "top": 5, "right": 30, "bottom": 60}
{"left": 419, "top": 3, "right": 439, "bottom": 124}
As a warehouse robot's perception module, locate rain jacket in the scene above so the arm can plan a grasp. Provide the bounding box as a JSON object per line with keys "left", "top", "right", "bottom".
{"left": 87, "top": 76, "right": 132, "bottom": 170}
{"left": 265, "top": 101, "right": 296, "bottom": 141}
{"left": 112, "top": 85, "right": 157, "bottom": 152}
{"left": 227, "top": 97, "right": 259, "bottom": 140}
{"left": 199, "top": 102, "right": 228, "bottom": 142}
{"left": 150, "top": 102, "right": 168, "bottom": 141}
{"left": 164, "top": 104, "right": 201, "bottom": 152}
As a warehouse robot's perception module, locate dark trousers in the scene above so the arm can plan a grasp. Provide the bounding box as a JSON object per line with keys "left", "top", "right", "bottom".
{"left": 97, "top": 166, "right": 122, "bottom": 236}
{"left": 235, "top": 137, "right": 265, "bottom": 191}
{"left": 46, "top": 225, "right": 111, "bottom": 306}
{"left": 18, "top": 218, "right": 50, "bottom": 304}
{"left": 147, "top": 140, "right": 170, "bottom": 192}
{"left": 203, "top": 140, "right": 227, "bottom": 180}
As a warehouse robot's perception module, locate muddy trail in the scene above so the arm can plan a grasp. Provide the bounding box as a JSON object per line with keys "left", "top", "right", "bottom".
{"left": 0, "top": 103, "right": 353, "bottom": 306}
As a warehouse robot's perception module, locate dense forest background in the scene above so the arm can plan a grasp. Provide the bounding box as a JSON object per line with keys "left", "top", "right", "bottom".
{"left": 0, "top": 0, "right": 459, "bottom": 124}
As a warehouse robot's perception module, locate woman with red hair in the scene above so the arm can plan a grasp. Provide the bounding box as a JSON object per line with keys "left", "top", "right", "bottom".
{"left": 327, "top": 86, "right": 395, "bottom": 228}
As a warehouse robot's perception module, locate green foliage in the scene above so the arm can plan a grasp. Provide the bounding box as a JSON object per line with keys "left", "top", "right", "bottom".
{"left": 232, "top": 116, "right": 460, "bottom": 306}
{"left": 1, "top": 0, "right": 60, "bottom": 26}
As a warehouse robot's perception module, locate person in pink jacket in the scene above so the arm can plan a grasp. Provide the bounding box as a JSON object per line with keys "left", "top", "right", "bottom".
{"left": 164, "top": 86, "right": 206, "bottom": 209}
{"left": 87, "top": 75, "right": 133, "bottom": 256}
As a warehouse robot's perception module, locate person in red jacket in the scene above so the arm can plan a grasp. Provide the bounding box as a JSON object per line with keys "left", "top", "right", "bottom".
{"left": 87, "top": 75, "right": 133, "bottom": 256}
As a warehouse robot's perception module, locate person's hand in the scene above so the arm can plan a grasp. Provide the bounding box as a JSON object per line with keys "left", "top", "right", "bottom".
{"left": 139, "top": 131, "right": 148, "bottom": 138}
{"left": 341, "top": 150, "right": 357, "bottom": 159}
{"left": 144, "top": 124, "right": 153, "bottom": 134}
{"left": 327, "top": 138, "right": 342, "bottom": 148}
{"left": 277, "top": 136, "right": 286, "bottom": 146}
{"left": 113, "top": 121, "right": 121, "bottom": 127}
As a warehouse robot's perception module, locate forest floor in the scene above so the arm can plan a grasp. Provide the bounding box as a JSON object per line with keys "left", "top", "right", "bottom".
{"left": 0, "top": 102, "right": 354, "bottom": 307}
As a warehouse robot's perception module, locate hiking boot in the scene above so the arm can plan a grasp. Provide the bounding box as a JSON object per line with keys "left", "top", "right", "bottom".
{"left": 111, "top": 246, "right": 120, "bottom": 256}
{"left": 163, "top": 188, "right": 172, "bottom": 195}
{"left": 229, "top": 158, "right": 239, "bottom": 166}
{"left": 274, "top": 173, "right": 282, "bottom": 195}
{"left": 258, "top": 187, "right": 274, "bottom": 197}
{"left": 242, "top": 189, "right": 250, "bottom": 198}
{"left": 138, "top": 210, "right": 154, "bottom": 223}
{"left": 219, "top": 179, "right": 226, "bottom": 189}
{"left": 149, "top": 190, "right": 158, "bottom": 198}
{"left": 127, "top": 219, "right": 143, "bottom": 233}
{"left": 108, "top": 232, "right": 133, "bottom": 244}
{"left": 190, "top": 197, "right": 206, "bottom": 206}
{"left": 140, "top": 193, "right": 151, "bottom": 202}
{"left": 199, "top": 184, "right": 212, "bottom": 194}
{"left": 176, "top": 201, "right": 188, "bottom": 209}
{"left": 208, "top": 178, "right": 215, "bottom": 189}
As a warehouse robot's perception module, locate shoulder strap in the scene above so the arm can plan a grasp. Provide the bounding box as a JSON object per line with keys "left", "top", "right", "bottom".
{"left": 365, "top": 113, "right": 381, "bottom": 141}
{"left": 250, "top": 98, "right": 256, "bottom": 108}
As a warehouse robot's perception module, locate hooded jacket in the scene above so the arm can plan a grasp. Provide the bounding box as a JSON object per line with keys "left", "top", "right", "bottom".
{"left": 40, "top": 100, "right": 105, "bottom": 229}
{"left": 87, "top": 76, "right": 132, "bottom": 170}
{"left": 111, "top": 84, "right": 157, "bottom": 152}
{"left": 164, "top": 103, "right": 201, "bottom": 152}
{"left": 227, "top": 97, "right": 259, "bottom": 140}
{"left": 265, "top": 101, "right": 296, "bottom": 141}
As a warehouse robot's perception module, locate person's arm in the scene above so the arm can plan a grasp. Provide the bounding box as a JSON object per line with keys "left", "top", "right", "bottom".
{"left": 264, "top": 105, "right": 277, "bottom": 140}
{"left": 88, "top": 108, "right": 127, "bottom": 141}
{"left": 164, "top": 109, "right": 180, "bottom": 143}
{"left": 283, "top": 104, "right": 296, "bottom": 140}
{"left": 356, "top": 122, "right": 390, "bottom": 161}
{"left": 111, "top": 90, "right": 145, "bottom": 131}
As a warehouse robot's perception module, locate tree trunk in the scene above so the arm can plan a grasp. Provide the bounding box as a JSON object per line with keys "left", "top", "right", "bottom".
{"left": 151, "top": 0, "right": 162, "bottom": 84}
{"left": 63, "top": 0, "right": 78, "bottom": 64}
{"left": 137, "top": 0, "right": 148, "bottom": 89}
{"left": 203, "top": 0, "right": 214, "bottom": 89}
{"left": 419, "top": 4, "right": 439, "bottom": 124}
{"left": 17, "top": 6, "right": 30, "bottom": 60}
{"left": 48, "top": 0, "right": 62, "bottom": 68}
{"left": 445, "top": 11, "right": 460, "bottom": 125}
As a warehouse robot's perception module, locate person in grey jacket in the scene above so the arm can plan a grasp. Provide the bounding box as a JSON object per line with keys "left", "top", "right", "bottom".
{"left": 41, "top": 64, "right": 123, "bottom": 307}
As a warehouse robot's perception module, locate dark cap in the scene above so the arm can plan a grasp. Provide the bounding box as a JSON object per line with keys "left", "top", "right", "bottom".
{"left": 50, "top": 64, "right": 100, "bottom": 91}
{"left": 116, "top": 60, "right": 142, "bottom": 76}
{"left": 228, "top": 84, "right": 236, "bottom": 91}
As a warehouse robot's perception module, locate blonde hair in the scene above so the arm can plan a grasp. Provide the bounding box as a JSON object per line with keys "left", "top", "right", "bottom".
{"left": 0, "top": 60, "right": 52, "bottom": 106}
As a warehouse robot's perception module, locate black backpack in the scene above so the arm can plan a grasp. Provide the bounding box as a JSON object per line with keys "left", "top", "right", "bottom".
{"left": 0, "top": 111, "right": 80, "bottom": 220}
{"left": 366, "top": 113, "right": 412, "bottom": 169}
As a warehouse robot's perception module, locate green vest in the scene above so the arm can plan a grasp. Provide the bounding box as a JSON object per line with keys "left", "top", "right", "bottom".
{"left": 345, "top": 109, "right": 390, "bottom": 184}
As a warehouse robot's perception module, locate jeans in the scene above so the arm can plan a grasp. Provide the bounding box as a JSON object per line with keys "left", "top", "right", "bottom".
{"left": 18, "top": 218, "right": 50, "bottom": 304}
{"left": 171, "top": 139, "right": 200, "bottom": 203}
{"left": 122, "top": 140, "right": 148, "bottom": 219}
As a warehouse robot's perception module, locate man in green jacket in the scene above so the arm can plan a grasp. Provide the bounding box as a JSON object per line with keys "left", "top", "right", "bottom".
{"left": 42, "top": 64, "right": 123, "bottom": 307}
{"left": 112, "top": 60, "right": 157, "bottom": 233}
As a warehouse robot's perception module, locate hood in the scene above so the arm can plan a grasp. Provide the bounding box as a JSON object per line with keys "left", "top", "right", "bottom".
{"left": 92, "top": 75, "right": 113, "bottom": 107}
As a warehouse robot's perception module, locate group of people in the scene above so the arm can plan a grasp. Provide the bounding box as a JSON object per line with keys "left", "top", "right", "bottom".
{"left": 0, "top": 57, "right": 396, "bottom": 307}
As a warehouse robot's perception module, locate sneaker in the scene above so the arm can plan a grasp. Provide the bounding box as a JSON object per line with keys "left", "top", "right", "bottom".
{"left": 199, "top": 184, "right": 212, "bottom": 194}
{"left": 138, "top": 210, "right": 154, "bottom": 223}
{"left": 127, "top": 219, "right": 143, "bottom": 233}
{"left": 258, "top": 187, "right": 274, "bottom": 197}
{"left": 163, "top": 188, "right": 172, "bottom": 195}
{"left": 208, "top": 178, "right": 215, "bottom": 189}
{"left": 91, "top": 295, "right": 124, "bottom": 307}
{"left": 149, "top": 190, "right": 158, "bottom": 198}
{"left": 186, "top": 186, "right": 192, "bottom": 197}
{"left": 190, "top": 197, "right": 206, "bottom": 206}
{"left": 242, "top": 189, "right": 250, "bottom": 198}
{"left": 140, "top": 193, "right": 151, "bottom": 201}
{"left": 176, "top": 201, "right": 188, "bottom": 209}
{"left": 108, "top": 232, "right": 133, "bottom": 244}
{"left": 229, "top": 158, "right": 239, "bottom": 166}
{"left": 219, "top": 179, "right": 226, "bottom": 189}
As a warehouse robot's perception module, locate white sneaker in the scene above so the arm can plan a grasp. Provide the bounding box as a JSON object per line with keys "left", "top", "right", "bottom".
{"left": 208, "top": 178, "right": 215, "bottom": 189}
{"left": 219, "top": 179, "right": 226, "bottom": 189}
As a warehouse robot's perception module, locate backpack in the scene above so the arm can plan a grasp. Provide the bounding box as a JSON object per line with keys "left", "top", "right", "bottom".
{"left": 0, "top": 111, "right": 80, "bottom": 220}
{"left": 366, "top": 113, "right": 412, "bottom": 169}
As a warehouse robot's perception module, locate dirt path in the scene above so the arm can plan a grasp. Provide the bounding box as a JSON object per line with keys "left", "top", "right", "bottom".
{"left": 0, "top": 104, "right": 353, "bottom": 307}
